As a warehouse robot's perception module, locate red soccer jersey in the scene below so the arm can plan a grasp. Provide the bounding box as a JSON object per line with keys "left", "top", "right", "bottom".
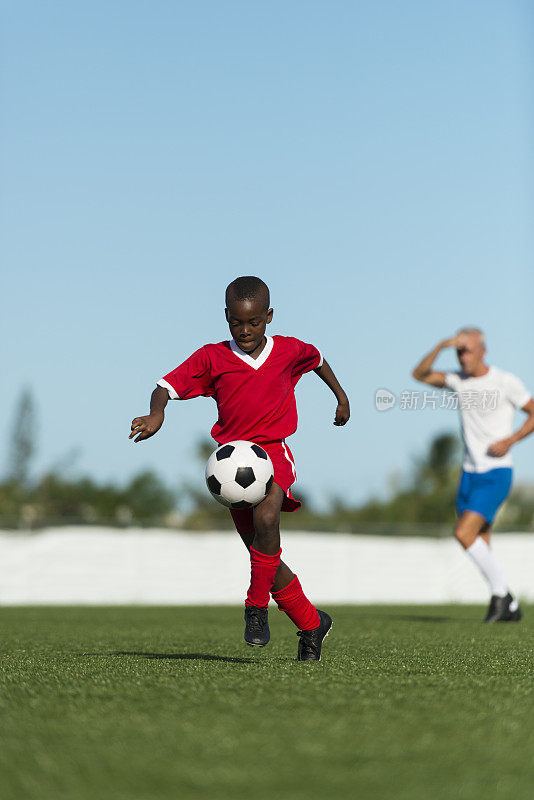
{"left": 158, "top": 335, "right": 323, "bottom": 445}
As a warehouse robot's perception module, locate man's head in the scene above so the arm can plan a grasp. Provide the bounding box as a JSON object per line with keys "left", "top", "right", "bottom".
{"left": 225, "top": 276, "right": 273, "bottom": 355}
{"left": 455, "top": 327, "right": 487, "bottom": 376}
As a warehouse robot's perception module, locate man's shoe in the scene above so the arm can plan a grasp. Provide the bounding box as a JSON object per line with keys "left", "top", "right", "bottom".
{"left": 244, "top": 605, "right": 270, "bottom": 647}
{"left": 297, "top": 610, "right": 333, "bottom": 661}
{"left": 484, "top": 593, "right": 522, "bottom": 623}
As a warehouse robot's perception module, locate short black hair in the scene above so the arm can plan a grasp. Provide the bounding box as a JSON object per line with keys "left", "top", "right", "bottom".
{"left": 225, "top": 276, "right": 270, "bottom": 310}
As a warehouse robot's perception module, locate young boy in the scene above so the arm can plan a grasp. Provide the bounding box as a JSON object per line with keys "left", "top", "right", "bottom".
{"left": 130, "top": 276, "right": 350, "bottom": 660}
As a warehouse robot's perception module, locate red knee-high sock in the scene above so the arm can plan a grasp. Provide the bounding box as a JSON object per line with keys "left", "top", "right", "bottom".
{"left": 245, "top": 547, "right": 281, "bottom": 608}
{"left": 271, "top": 575, "right": 320, "bottom": 630}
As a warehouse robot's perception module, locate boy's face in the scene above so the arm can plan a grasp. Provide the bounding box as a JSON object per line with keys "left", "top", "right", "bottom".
{"left": 225, "top": 296, "right": 273, "bottom": 355}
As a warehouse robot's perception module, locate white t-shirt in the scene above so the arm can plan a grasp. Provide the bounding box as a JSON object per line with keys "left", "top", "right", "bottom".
{"left": 444, "top": 366, "right": 531, "bottom": 473}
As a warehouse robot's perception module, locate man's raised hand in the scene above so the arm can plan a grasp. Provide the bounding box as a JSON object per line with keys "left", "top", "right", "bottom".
{"left": 441, "top": 334, "right": 464, "bottom": 350}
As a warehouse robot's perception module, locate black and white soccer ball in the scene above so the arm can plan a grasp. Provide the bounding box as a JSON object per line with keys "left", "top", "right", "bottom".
{"left": 205, "top": 440, "right": 274, "bottom": 508}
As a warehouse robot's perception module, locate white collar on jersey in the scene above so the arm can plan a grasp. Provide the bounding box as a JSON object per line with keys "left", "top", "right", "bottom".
{"left": 229, "top": 335, "right": 274, "bottom": 370}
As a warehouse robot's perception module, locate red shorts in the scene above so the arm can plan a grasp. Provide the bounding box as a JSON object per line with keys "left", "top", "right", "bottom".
{"left": 229, "top": 440, "right": 300, "bottom": 535}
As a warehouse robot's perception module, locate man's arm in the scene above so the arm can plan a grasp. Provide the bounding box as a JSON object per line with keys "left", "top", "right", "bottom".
{"left": 488, "top": 398, "right": 534, "bottom": 457}
{"left": 314, "top": 360, "right": 350, "bottom": 426}
{"left": 412, "top": 336, "right": 460, "bottom": 387}
{"left": 129, "top": 385, "right": 169, "bottom": 442}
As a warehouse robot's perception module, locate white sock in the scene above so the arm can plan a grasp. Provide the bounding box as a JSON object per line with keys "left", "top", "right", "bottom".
{"left": 466, "top": 538, "right": 508, "bottom": 597}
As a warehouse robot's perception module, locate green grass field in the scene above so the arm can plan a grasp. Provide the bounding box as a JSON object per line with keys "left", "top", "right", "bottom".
{"left": 1, "top": 605, "right": 532, "bottom": 800}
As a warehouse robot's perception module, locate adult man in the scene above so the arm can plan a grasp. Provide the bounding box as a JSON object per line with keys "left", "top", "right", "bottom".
{"left": 412, "top": 327, "right": 534, "bottom": 621}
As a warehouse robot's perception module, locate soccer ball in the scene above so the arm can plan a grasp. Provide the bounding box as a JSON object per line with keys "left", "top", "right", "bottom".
{"left": 205, "top": 440, "right": 274, "bottom": 508}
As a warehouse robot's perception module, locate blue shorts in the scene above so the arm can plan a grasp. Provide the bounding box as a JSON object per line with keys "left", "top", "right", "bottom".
{"left": 456, "top": 468, "right": 513, "bottom": 524}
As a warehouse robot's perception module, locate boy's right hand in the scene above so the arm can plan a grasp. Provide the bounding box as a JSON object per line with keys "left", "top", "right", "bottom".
{"left": 129, "top": 412, "right": 164, "bottom": 442}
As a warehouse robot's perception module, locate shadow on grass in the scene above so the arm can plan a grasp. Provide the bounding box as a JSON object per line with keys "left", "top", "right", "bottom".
{"left": 113, "top": 651, "right": 255, "bottom": 664}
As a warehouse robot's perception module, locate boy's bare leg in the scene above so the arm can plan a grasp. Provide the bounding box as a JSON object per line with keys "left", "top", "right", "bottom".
{"left": 241, "top": 483, "right": 285, "bottom": 646}
{"left": 248, "top": 482, "right": 322, "bottom": 627}
{"left": 242, "top": 482, "right": 285, "bottom": 614}
{"left": 241, "top": 482, "right": 325, "bottom": 653}
{"left": 252, "top": 483, "right": 295, "bottom": 592}
{"left": 252, "top": 483, "right": 285, "bottom": 554}
{"left": 239, "top": 496, "right": 295, "bottom": 592}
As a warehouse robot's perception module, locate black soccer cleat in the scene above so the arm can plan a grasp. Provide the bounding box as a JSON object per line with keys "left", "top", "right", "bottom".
{"left": 296, "top": 610, "right": 333, "bottom": 661}
{"left": 244, "top": 605, "right": 270, "bottom": 647}
{"left": 484, "top": 593, "right": 522, "bottom": 623}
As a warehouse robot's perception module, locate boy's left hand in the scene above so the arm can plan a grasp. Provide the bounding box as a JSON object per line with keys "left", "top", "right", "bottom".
{"left": 334, "top": 399, "right": 350, "bottom": 426}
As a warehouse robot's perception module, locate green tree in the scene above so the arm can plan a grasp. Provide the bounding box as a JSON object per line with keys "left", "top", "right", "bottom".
{"left": 415, "top": 433, "right": 459, "bottom": 492}
{"left": 7, "top": 388, "right": 37, "bottom": 485}
{"left": 124, "top": 471, "right": 177, "bottom": 522}
{"left": 317, "top": 431, "right": 461, "bottom": 533}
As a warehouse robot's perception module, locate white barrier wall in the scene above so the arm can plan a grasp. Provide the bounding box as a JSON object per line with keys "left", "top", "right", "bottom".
{"left": 0, "top": 528, "right": 532, "bottom": 605}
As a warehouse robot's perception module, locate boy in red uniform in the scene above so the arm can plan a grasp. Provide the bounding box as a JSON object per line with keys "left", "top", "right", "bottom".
{"left": 130, "top": 276, "right": 350, "bottom": 661}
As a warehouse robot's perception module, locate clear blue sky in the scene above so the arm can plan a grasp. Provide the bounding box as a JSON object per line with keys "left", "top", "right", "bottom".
{"left": 2, "top": 1, "right": 533, "bottom": 507}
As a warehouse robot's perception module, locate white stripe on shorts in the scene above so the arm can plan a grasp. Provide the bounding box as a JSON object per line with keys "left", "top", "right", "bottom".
{"left": 281, "top": 441, "right": 297, "bottom": 481}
